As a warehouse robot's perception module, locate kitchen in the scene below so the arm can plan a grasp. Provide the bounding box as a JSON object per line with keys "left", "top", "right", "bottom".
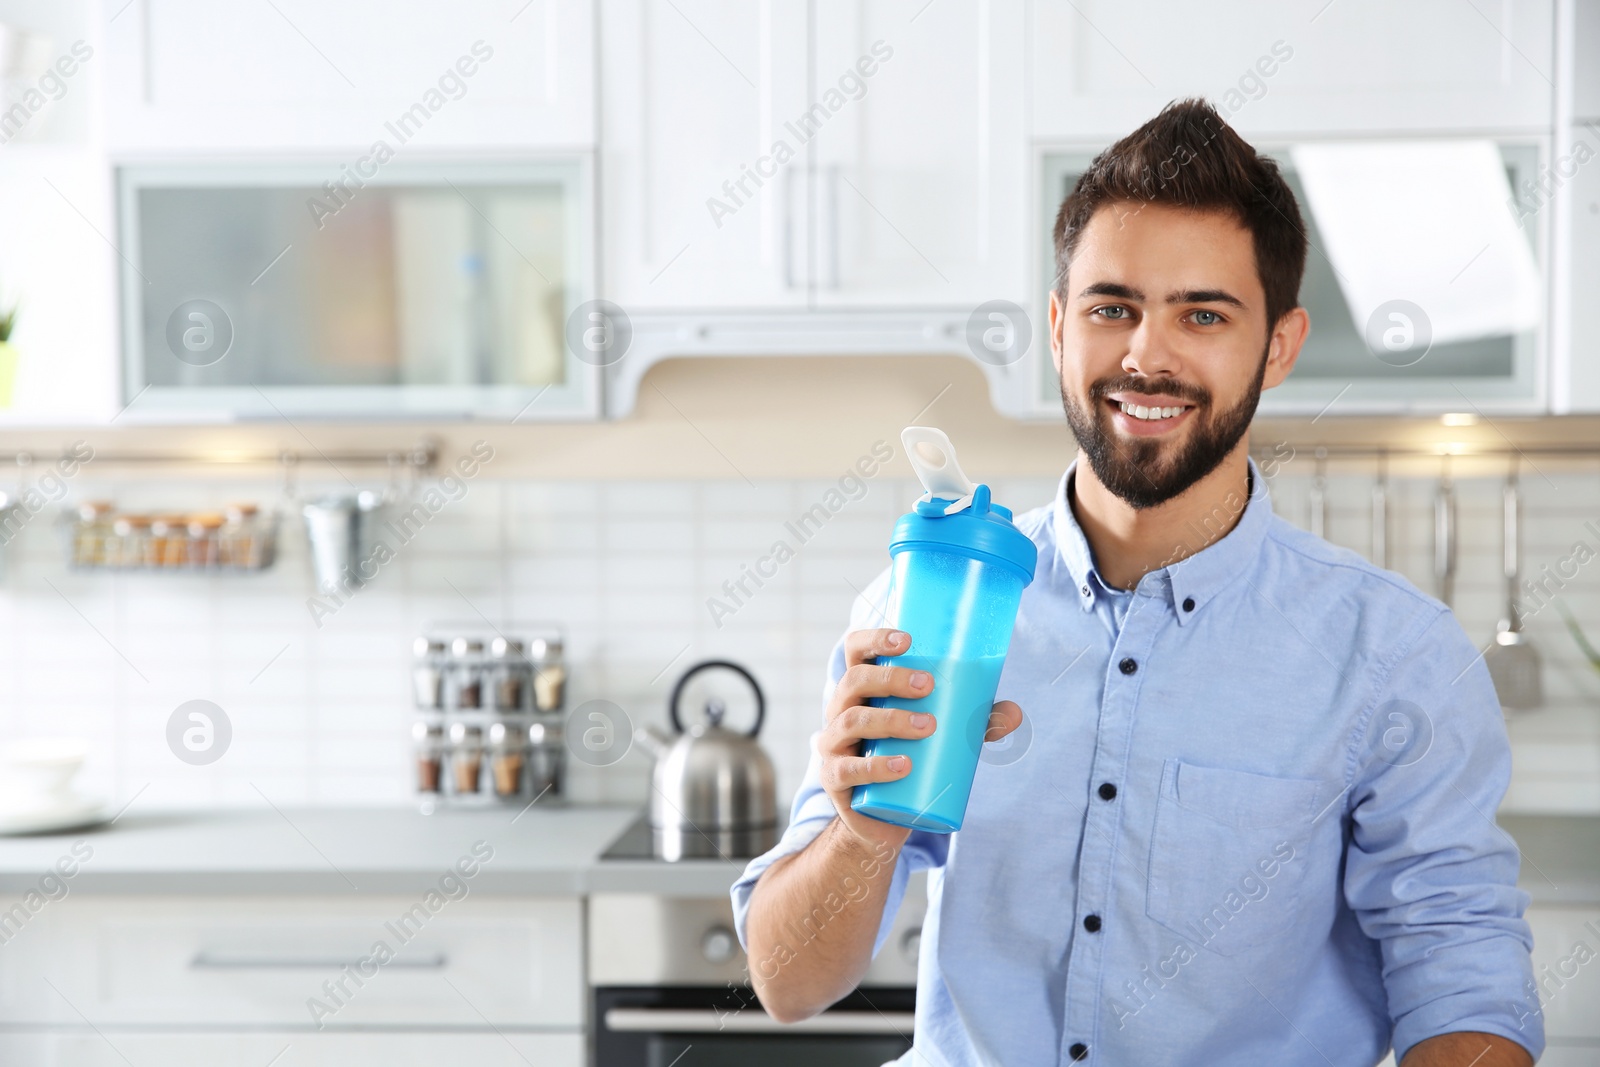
{"left": 0, "top": 0, "right": 1595, "bottom": 1064}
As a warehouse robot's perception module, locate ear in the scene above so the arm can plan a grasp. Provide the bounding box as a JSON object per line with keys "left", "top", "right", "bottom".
{"left": 1048, "top": 289, "right": 1065, "bottom": 375}
{"left": 1261, "top": 306, "right": 1309, "bottom": 390}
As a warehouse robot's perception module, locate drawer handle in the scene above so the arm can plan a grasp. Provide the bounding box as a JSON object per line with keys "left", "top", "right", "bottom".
{"left": 603, "top": 1007, "right": 914, "bottom": 1035}
{"left": 190, "top": 952, "right": 448, "bottom": 970}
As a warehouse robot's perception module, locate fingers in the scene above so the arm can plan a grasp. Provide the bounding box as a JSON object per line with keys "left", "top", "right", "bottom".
{"left": 842, "top": 628, "right": 911, "bottom": 667}
{"left": 983, "top": 700, "right": 1024, "bottom": 743}
{"left": 832, "top": 660, "right": 932, "bottom": 714}
{"left": 821, "top": 704, "right": 935, "bottom": 755}
{"left": 821, "top": 752, "right": 913, "bottom": 793}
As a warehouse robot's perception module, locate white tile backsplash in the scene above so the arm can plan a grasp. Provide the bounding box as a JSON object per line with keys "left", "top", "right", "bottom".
{"left": 0, "top": 464, "right": 1596, "bottom": 818}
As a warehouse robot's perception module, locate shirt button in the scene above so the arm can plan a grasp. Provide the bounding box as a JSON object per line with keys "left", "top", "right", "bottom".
{"left": 1083, "top": 914, "right": 1102, "bottom": 932}
{"left": 1081, "top": 585, "right": 1090, "bottom": 597}
{"left": 1118, "top": 657, "right": 1138, "bottom": 675}
{"left": 1069, "top": 1042, "right": 1089, "bottom": 1060}
{"left": 1098, "top": 782, "right": 1117, "bottom": 801}
{"left": 1182, "top": 596, "right": 1195, "bottom": 612}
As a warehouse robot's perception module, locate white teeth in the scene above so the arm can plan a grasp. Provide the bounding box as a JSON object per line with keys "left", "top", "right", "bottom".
{"left": 1118, "top": 401, "right": 1184, "bottom": 421}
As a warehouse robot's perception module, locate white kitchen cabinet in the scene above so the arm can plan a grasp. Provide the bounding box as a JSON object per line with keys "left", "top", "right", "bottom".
{"left": 100, "top": 0, "right": 595, "bottom": 152}
{"left": 1555, "top": 120, "right": 1600, "bottom": 412}
{"left": 0, "top": 895, "right": 583, "bottom": 1028}
{"left": 1574, "top": 0, "right": 1600, "bottom": 122}
{"left": 1526, "top": 905, "right": 1600, "bottom": 1041}
{"left": 599, "top": 0, "right": 811, "bottom": 309}
{"left": 601, "top": 0, "right": 1027, "bottom": 310}
{"left": 806, "top": 0, "right": 1027, "bottom": 309}
{"left": 1030, "top": 0, "right": 1555, "bottom": 141}
{"left": 0, "top": 1031, "right": 584, "bottom": 1066}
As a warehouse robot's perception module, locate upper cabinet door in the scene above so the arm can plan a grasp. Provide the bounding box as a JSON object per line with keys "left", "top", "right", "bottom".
{"left": 808, "top": 0, "right": 1027, "bottom": 308}
{"left": 102, "top": 0, "right": 596, "bottom": 151}
{"left": 600, "top": 0, "right": 811, "bottom": 309}
{"left": 1031, "top": 0, "right": 1555, "bottom": 141}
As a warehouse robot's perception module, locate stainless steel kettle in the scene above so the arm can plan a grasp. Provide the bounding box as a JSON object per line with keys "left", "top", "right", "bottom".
{"left": 638, "top": 660, "right": 778, "bottom": 861}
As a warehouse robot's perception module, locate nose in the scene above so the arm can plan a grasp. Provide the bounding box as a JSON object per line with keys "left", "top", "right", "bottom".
{"left": 1122, "top": 321, "right": 1181, "bottom": 379}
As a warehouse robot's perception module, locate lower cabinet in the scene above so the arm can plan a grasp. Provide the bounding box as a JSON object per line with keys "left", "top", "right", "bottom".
{"left": 0, "top": 894, "right": 585, "bottom": 1063}
{"left": 1527, "top": 905, "right": 1600, "bottom": 1044}
{"left": 0, "top": 1031, "right": 583, "bottom": 1066}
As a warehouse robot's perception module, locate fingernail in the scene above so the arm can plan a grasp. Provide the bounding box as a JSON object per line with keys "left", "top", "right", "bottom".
{"left": 888, "top": 755, "right": 909, "bottom": 772}
{"left": 890, "top": 631, "right": 908, "bottom": 648}
{"left": 910, "top": 712, "right": 931, "bottom": 730}
{"left": 910, "top": 671, "right": 931, "bottom": 690}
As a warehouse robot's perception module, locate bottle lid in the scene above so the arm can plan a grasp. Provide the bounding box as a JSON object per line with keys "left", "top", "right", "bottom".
{"left": 891, "top": 427, "right": 1036, "bottom": 582}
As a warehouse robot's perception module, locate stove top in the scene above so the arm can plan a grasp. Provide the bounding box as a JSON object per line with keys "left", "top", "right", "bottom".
{"left": 598, "top": 811, "right": 784, "bottom": 862}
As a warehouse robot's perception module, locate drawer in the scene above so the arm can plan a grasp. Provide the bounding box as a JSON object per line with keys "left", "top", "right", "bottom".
{"left": 1528, "top": 906, "right": 1600, "bottom": 1040}
{"left": 0, "top": 1030, "right": 583, "bottom": 1067}
{"left": 0, "top": 896, "right": 581, "bottom": 1028}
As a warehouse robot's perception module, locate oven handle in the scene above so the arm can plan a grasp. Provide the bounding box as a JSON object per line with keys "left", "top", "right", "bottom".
{"left": 603, "top": 1007, "right": 914, "bottom": 1035}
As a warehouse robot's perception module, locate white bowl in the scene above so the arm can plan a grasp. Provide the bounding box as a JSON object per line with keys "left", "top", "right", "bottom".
{"left": 0, "top": 737, "right": 88, "bottom": 801}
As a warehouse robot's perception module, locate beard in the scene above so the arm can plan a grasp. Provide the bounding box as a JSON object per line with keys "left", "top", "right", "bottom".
{"left": 1060, "top": 354, "right": 1266, "bottom": 510}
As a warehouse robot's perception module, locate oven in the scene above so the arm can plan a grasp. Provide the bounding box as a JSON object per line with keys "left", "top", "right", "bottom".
{"left": 587, "top": 876, "right": 925, "bottom": 1067}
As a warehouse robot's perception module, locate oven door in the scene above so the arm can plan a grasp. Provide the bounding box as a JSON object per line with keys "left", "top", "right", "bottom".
{"left": 594, "top": 985, "right": 915, "bottom": 1067}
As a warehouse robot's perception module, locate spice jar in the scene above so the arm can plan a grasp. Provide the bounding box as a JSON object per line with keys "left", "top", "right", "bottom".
{"left": 110, "top": 515, "right": 150, "bottom": 568}
{"left": 530, "top": 637, "right": 566, "bottom": 713}
{"left": 222, "top": 503, "right": 261, "bottom": 568}
{"left": 448, "top": 721, "right": 483, "bottom": 794}
{"left": 73, "top": 502, "right": 115, "bottom": 567}
{"left": 449, "top": 638, "right": 486, "bottom": 710}
{"left": 412, "top": 637, "right": 447, "bottom": 709}
{"left": 488, "top": 721, "right": 526, "bottom": 798}
{"left": 491, "top": 637, "right": 530, "bottom": 712}
{"left": 150, "top": 514, "right": 189, "bottom": 567}
{"left": 413, "top": 720, "right": 444, "bottom": 793}
{"left": 187, "top": 513, "right": 224, "bottom": 567}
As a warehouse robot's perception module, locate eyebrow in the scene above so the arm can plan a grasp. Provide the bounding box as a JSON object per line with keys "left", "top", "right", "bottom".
{"left": 1077, "top": 282, "right": 1248, "bottom": 311}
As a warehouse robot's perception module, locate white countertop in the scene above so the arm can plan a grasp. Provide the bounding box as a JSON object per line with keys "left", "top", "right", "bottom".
{"left": 0, "top": 805, "right": 753, "bottom": 898}
{"left": 0, "top": 807, "right": 1590, "bottom": 905}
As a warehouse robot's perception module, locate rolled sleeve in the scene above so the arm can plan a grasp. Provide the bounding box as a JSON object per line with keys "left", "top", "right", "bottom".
{"left": 1342, "top": 608, "right": 1542, "bottom": 1062}
{"left": 731, "top": 568, "right": 949, "bottom": 961}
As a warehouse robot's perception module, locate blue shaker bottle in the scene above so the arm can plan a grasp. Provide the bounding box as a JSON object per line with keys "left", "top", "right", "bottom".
{"left": 851, "top": 426, "right": 1037, "bottom": 833}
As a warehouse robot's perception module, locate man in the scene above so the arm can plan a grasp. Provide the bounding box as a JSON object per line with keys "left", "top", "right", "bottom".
{"left": 731, "top": 99, "right": 1542, "bottom": 1066}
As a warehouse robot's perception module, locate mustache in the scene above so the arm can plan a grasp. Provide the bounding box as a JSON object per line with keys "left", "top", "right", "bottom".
{"left": 1089, "top": 375, "right": 1210, "bottom": 407}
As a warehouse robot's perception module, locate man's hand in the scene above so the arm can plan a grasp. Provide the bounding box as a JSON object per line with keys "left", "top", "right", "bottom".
{"left": 817, "top": 627, "right": 1024, "bottom": 850}
{"left": 1400, "top": 1032, "right": 1533, "bottom": 1066}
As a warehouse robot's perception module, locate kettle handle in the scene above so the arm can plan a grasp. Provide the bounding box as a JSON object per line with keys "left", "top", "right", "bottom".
{"left": 669, "top": 660, "right": 765, "bottom": 738}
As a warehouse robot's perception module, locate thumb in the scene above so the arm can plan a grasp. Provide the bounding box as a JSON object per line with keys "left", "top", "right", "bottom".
{"left": 984, "top": 700, "right": 1024, "bottom": 743}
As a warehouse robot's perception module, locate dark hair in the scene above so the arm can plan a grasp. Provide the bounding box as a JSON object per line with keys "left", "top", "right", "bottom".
{"left": 1051, "top": 98, "right": 1307, "bottom": 332}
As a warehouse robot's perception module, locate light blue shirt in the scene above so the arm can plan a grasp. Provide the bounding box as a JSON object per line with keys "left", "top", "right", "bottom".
{"left": 731, "top": 460, "right": 1541, "bottom": 1066}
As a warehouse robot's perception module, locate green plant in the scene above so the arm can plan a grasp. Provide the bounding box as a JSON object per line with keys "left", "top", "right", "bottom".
{"left": 0, "top": 302, "right": 17, "bottom": 343}
{"left": 1556, "top": 600, "right": 1600, "bottom": 672}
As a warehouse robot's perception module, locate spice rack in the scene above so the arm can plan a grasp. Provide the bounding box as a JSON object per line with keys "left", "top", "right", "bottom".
{"left": 411, "top": 623, "right": 566, "bottom": 812}
{"left": 64, "top": 502, "right": 278, "bottom": 571}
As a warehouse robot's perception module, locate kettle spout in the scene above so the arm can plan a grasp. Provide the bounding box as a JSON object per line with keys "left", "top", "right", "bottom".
{"left": 636, "top": 724, "right": 673, "bottom": 759}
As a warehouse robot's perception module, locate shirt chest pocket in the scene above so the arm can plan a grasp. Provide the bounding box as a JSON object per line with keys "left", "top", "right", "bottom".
{"left": 1145, "top": 759, "right": 1323, "bottom": 958}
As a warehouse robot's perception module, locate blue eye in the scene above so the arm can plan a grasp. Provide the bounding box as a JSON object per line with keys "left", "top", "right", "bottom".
{"left": 1095, "top": 306, "right": 1129, "bottom": 320}
{"left": 1192, "top": 310, "right": 1222, "bottom": 326}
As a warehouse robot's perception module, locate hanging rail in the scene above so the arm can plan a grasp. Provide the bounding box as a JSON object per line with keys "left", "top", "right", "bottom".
{"left": 0, "top": 438, "right": 440, "bottom": 471}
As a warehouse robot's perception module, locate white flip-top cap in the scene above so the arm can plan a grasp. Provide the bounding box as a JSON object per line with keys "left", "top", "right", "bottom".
{"left": 901, "top": 426, "right": 978, "bottom": 516}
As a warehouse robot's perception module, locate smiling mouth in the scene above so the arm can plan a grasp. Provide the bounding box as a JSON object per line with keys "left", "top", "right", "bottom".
{"left": 1113, "top": 400, "right": 1190, "bottom": 421}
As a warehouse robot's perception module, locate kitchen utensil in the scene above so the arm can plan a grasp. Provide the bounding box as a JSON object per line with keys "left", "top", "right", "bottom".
{"left": 0, "top": 737, "right": 107, "bottom": 836}
{"left": 1370, "top": 452, "right": 1389, "bottom": 568}
{"left": 1434, "top": 457, "right": 1456, "bottom": 607}
{"left": 301, "top": 490, "right": 384, "bottom": 593}
{"left": 638, "top": 660, "right": 777, "bottom": 862}
{"left": 851, "top": 426, "right": 1038, "bottom": 834}
{"left": 1485, "top": 462, "right": 1542, "bottom": 709}
{"left": 1309, "top": 448, "right": 1327, "bottom": 539}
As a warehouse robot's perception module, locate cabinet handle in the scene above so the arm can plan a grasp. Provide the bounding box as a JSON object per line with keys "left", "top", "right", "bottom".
{"left": 603, "top": 1007, "right": 914, "bottom": 1035}
{"left": 782, "top": 166, "right": 798, "bottom": 290}
{"left": 190, "top": 952, "right": 447, "bottom": 970}
{"left": 823, "top": 164, "right": 840, "bottom": 290}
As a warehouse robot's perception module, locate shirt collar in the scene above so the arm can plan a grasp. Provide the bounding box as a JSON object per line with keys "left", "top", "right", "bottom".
{"left": 1050, "top": 457, "right": 1272, "bottom": 625}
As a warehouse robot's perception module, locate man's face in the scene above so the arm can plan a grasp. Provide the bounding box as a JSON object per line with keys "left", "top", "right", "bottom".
{"left": 1050, "top": 201, "right": 1299, "bottom": 509}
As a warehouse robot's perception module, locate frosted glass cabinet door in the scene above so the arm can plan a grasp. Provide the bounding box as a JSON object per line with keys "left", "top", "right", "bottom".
{"left": 118, "top": 161, "right": 596, "bottom": 420}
